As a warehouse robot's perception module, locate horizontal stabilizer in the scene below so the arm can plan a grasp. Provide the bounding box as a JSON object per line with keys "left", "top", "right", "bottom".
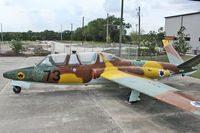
{"left": 177, "top": 55, "right": 200, "bottom": 68}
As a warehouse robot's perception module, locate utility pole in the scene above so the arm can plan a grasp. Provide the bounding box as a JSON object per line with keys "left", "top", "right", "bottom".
{"left": 70, "top": 24, "right": 73, "bottom": 54}
{"left": 136, "top": 24, "right": 138, "bottom": 35}
{"left": 138, "top": 6, "right": 141, "bottom": 49}
{"left": 60, "top": 25, "right": 63, "bottom": 41}
{"left": 106, "top": 13, "right": 109, "bottom": 44}
{"left": 0, "top": 23, "right": 3, "bottom": 54}
{"left": 1, "top": 23, "right": 3, "bottom": 42}
{"left": 119, "top": 0, "right": 124, "bottom": 57}
{"left": 71, "top": 24, "right": 73, "bottom": 42}
{"left": 136, "top": 24, "right": 138, "bottom": 46}
{"left": 82, "top": 16, "right": 84, "bottom": 46}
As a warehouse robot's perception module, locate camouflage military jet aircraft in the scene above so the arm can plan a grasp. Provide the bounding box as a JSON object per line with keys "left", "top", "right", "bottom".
{"left": 3, "top": 40, "right": 200, "bottom": 115}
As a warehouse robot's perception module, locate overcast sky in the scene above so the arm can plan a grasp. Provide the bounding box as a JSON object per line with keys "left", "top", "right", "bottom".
{"left": 0, "top": 0, "right": 200, "bottom": 33}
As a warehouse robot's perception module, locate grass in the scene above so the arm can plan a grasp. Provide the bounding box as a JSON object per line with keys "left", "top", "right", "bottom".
{"left": 132, "top": 55, "right": 169, "bottom": 62}
{"left": 189, "top": 64, "right": 200, "bottom": 79}
{"left": 0, "top": 41, "right": 38, "bottom": 45}
{"left": 22, "top": 41, "right": 38, "bottom": 44}
{"left": 0, "top": 41, "right": 10, "bottom": 44}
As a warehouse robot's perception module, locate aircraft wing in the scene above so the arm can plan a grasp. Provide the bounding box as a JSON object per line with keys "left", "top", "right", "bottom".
{"left": 101, "top": 70, "right": 200, "bottom": 115}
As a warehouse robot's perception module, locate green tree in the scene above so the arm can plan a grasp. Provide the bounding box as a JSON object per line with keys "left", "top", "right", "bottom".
{"left": 27, "top": 30, "right": 33, "bottom": 40}
{"left": 73, "top": 28, "right": 83, "bottom": 41}
{"left": 143, "top": 31, "right": 157, "bottom": 54}
{"left": 10, "top": 40, "right": 24, "bottom": 55}
{"left": 157, "top": 27, "right": 165, "bottom": 47}
{"left": 2, "top": 16, "right": 131, "bottom": 42}
{"left": 130, "top": 28, "right": 145, "bottom": 45}
{"left": 174, "top": 26, "right": 191, "bottom": 55}
{"left": 73, "top": 15, "right": 131, "bottom": 42}
{"left": 130, "top": 31, "right": 138, "bottom": 44}
{"left": 108, "top": 16, "right": 131, "bottom": 42}
{"left": 86, "top": 18, "right": 106, "bottom": 41}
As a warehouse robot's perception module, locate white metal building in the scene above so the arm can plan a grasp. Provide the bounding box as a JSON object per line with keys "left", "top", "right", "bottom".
{"left": 165, "top": 12, "right": 200, "bottom": 54}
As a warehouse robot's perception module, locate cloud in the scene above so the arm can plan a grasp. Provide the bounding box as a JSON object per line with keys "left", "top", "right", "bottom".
{"left": 0, "top": 0, "right": 199, "bottom": 33}
{"left": 104, "top": 0, "right": 200, "bottom": 33}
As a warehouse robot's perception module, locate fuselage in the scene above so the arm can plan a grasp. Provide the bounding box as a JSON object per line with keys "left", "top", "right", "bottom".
{"left": 3, "top": 52, "right": 195, "bottom": 84}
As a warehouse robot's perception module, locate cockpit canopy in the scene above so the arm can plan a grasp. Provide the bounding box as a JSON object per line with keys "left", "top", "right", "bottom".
{"left": 37, "top": 53, "right": 68, "bottom": 66}
{"left": 51, "top": 53, "right": 68, "bottom": 64}
{"left": 37, "top": 52, "right": 101, "bottom": 66}
{"left": 77, "top": 52, "right": 97, "bottom": 65}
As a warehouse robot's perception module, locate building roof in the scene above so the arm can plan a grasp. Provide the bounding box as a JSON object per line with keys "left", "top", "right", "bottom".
{"left": 165, "top": 11, "right": 200, "bottom": 18}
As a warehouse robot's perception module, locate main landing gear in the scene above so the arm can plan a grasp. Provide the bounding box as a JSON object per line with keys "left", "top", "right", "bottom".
{"left": 13, "top": 86, "right": 21, "bottom": 94}
{"left": 128, "top": 90, "right": 141, "bottom": 103}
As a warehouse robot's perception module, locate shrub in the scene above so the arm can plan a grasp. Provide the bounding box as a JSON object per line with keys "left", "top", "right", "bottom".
{"left": 10, "top": 40, "right": 23, "bottom": 55}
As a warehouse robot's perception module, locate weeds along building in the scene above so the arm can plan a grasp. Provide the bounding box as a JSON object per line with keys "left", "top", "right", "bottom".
{"left": 165, "top": 11, "right": 200, "bottom": 55}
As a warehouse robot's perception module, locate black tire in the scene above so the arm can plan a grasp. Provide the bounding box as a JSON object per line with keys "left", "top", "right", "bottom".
{"left": 13, "top": 86, "right": 21, "bottom": 94}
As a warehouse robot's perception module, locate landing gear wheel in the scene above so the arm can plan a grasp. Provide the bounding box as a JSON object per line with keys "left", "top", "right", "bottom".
{"left": 13, "top": 86, "right": 21, "bottom": 94}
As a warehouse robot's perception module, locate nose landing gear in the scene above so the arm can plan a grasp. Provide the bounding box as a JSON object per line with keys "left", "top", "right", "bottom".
{"left": 13, "top": 86, "right": 21, "bottom": 94}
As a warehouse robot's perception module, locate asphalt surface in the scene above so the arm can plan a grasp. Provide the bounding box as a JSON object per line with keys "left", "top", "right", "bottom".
{"left": 1, "top": 56, "right": 200, "bottom": 133}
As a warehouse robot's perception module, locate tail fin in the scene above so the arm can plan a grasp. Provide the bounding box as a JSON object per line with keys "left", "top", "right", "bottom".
{"left": 177, "top": 55, "right": 200, "bottom": 68}
{"left": 162, "top": 40, "right": 184, "bottom": 66}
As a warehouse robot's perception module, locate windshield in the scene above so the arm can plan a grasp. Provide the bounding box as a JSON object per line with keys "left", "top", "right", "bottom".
{"left": 38, "top": 56, "right": 53, "bottom": 66}
{"left": 77, "top": 52, "right": 97, "bottom": 65}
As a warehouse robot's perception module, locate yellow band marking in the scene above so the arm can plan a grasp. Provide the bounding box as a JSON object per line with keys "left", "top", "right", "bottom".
{"left": 59, "top": 73, "right": 83, "bottom": 83}
{"left": 162, "top": 40, "right": 170, "bottom": 47}
{"left": 99, "top": 53, "right": 150, "bottom": 80}
{"left": 142, "top": 61, "right": 170, "bottom": 78}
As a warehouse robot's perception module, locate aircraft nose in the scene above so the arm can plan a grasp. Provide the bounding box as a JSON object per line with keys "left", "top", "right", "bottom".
{"left": 3, "top": 71, "right": 12, "bottom": 79}
{"left": 3, "top": 72, "right": 8, "bottom": 78}
{"left": 3, "top": 70, "right": 16, "bottom": 79}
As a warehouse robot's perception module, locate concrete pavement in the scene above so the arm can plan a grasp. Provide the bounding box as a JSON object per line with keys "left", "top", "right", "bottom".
{"left": 1, "top": 56, "right": 200, "bottom": 133}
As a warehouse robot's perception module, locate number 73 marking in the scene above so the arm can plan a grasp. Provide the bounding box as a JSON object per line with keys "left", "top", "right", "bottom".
{"left": 44, "top": 70, "right": 60, "bottom": 81}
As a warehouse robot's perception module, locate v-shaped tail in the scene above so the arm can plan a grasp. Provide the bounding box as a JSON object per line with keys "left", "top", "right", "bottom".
{"left": 162, "top": 40, "right": 184, "bottom": 66}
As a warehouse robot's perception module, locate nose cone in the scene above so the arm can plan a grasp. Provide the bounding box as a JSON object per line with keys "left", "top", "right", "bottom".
{"left": 3, "top": 71, "right": 14, "bottom": 79}
{"left": 3, "top": 67, "right": 34, "bottom": 81}
{"left": 3, "top": 72, "right": 9, "bottom": 79}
